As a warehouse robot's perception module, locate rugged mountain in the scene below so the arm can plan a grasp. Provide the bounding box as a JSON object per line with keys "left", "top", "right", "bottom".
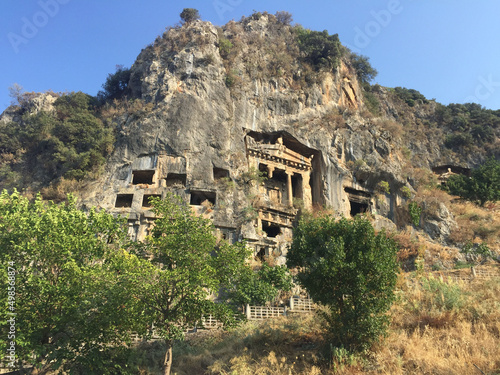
{"left": 1, "top": 13, "right": 499, "bottom": 262}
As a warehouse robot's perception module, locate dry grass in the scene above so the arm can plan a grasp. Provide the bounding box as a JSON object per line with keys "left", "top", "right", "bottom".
{"left": 170, "top": 315, "right": 326, "bottom": 375}
{"left": 42, "top": 274, "right": 499, "bottom": 374}
{"left": 377, "top": 119, "right": 405, "bottom": 139}
{"left": 40, "top": 178, "right": 84, "bottom": 202}
{"left": 157, "top": 276, "right": 500, "bottom": 375}
{"left": 381, "top": 276, "right": 500, "bottom": 375}
{"left": 449, "top": 201, "right": 500, "bottom": 250}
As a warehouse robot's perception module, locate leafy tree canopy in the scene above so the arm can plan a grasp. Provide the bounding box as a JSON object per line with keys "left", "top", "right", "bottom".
{"left": 294, "top": 27, "right": 341, "bottom": 71}
{"left": 393, "top": 86, "right": 428, "bottom": 107}
{"left": 227, "top": 263, "right": 293, "bottom": 306}
{"left": 275, "top": 11, "right": 293, "bottom": 25}
{"left": 97, "top": 65, "right": 131, "bottom": 103}
{"left": 180, "top": 8, "right": 200, "bottom": 24}
{"left": 444, "top": 158, "right": 500, "bottom": 206}
{"left": 0, "top": 190, "right": 133, "bottom": 373}
{"left": 350, "top": 53, "right": 378, "bottom": 85}
{"left": 287, "top": 215, "right": 399, "bottom": 351}
{"left": 124, "top": 194, "right": 254, "bottom": 375}
{"left": 435, "top": 102, "right": 499, "bottom": 151}
{"left": 0, "top": 91, "right": 113, "bottom": 190}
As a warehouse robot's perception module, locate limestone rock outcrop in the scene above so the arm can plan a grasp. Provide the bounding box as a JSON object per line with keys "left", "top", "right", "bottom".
{"left": 4, "top": 14, "right": 471, "bottom": 260}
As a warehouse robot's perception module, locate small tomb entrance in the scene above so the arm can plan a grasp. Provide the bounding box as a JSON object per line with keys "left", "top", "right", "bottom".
{"left": 115, "top": 194, "right": 134, "bottom": 208}
{"left": 142, "top": 194, "right": 162, "bottom": 208}
{"left": 345, "top": 187, "right": 371, "bottom": 217}
{"left": 213, "top": 167, "right": 230, "bottom": 180}
{"left": 262, "top": 220, "right": 281, "bottom": 238}
{"left": 190, "top": 190, "right": 216, "bottom": 206}
{"left": 165, "top": 173, "right": 187, "bottom": 187}
{"left": 132, "top": 170, "right": 155, "bottom": 185}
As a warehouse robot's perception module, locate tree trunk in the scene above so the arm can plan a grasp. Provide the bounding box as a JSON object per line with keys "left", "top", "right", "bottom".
{"left": 163, "top": 341, "right": 173, "bottom": 375}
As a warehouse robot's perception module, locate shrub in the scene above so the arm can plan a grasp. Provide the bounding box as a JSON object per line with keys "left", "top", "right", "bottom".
{"left": 275, "top": 11, "right": 293, "bottom": 25}
{"left": 180, "top": 8, "right": 200, "bottom": 24}
{"left": 287, "top": 215, "right": 399, "bottom": 351}
{"left": 350, "top": 53, "right": 378, "bottom": 84}
{"left": 444, "top": 132, "right": 474, "bottom": 149}
{"left": 294, "top": 27, "right": 341, "bottom": 71}
{"left": 363, "top": 88, "right": 381, "bottom": 115}
{"left": 401, "top": 186, "right": 412, "bottom": 199}
{"left": 461, "top": 241, "right": 492, "bottom": 261}
{"left": 445, "top": 158, "right": 500, "bottom": 206}
{"left": 393, "top": 87, "right": 428, "bottom": 106}
{"left": 218, "top": 38, "right": 233, "bottom": 58}
{"left": 408, "top": 201, "right": 422, "bottom": 227}
{"left": 227, "top": 264, "right": 293, "bottom": 306}
{"left": 421, "top": 277, "right": 464, "bottom": 312}
{"left": 377, "top": 181, "right": 390, "bottom": 194}
{"left": 97, "top": 65, "right": 131, "bottom": 103}
{"left": 0, "top": 91, "right": 113, "bottom": 190}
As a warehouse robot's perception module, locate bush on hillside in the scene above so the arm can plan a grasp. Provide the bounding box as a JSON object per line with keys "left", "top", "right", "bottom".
{"left": 0, "top": 92, "right": 113, "bottom": 189}
{"left": 97, "top": 65, "right": 131, "bottom": 103}
{"left": 180, "top": 8, "right": 200, "bottom": 24}
{"left": 444, "top": 158, "right": 500, "bottom": 206}
{"left": 287, "top": 215, "right": 399, "bottom": 351}
{"left": 294, "top": 27, "right": 342, "bottom": 71}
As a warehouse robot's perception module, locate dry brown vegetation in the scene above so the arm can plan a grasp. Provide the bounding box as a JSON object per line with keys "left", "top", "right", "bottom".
{"left": 450, "top": 201, "right": 500, "bottom": 249}
{"left": 125, "top": 273, "right": 499, "bottom": 374}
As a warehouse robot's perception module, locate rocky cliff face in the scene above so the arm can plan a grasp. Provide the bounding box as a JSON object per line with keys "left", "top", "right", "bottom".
{"left": 5, "top": 14, "right": 476, "bottom": 261}
{"left": 74, "top": 15, "right": 461, "bottom": 263}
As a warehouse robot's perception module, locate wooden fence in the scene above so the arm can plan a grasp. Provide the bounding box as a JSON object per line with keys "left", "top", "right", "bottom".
{"left": 411, "top": 266, "right": 499, "bottom": 284}
{"left": 289, "top": 296, "right": 316, "bottom": 312}
{"left": 244, "top": 296, "right": 316, "bottom": 320}
{"left": 245, "top": 305, "right": 286, "bottom": 320}
{"left": 131, "top": 267, "right": 498, "bottom": 340}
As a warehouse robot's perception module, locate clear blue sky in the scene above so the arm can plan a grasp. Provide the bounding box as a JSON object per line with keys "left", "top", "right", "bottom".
{"left": 2, "top": 1, "right": 500, "bottom": 112}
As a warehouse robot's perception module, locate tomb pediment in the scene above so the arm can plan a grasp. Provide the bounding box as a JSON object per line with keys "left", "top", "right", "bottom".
{"left": 245, "top": 131, "right": 314, "bottom": 172}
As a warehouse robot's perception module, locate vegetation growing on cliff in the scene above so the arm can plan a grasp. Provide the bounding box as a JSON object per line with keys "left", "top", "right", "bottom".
{"left": 444, "top": 158, "right": 500, "bottom": 206}
{"left": 0, "top": 91, "right": 113, "bottom": 192}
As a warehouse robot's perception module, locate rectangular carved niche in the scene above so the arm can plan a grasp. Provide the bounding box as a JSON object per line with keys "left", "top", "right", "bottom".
{"left": 142, "top": 194, "right": 162, "bottom": 208}
{"left": 262, "top": 220, "right": 281, "bottom": 238}
{"left": 132, "top": 170, "right": 155, "bottom": 185}
{"left": 190, "top": 190, "right": 216, "bottom": 206}
{"left": 115, "top": 194, "right": 134, "bottom": 208}
{"left": 165, "top": 173, "right": 187, "bottom": 187}
{"left": 213, "top": 167, "right": 230, "bottom": 180}
{"left": 344, "top": 187, "right": 371, "bottom": 217}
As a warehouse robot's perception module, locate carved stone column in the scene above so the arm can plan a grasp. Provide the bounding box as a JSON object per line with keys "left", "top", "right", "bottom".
{"left": 286, "top": 171, "right": 293, "bottom": 207}
{"left": 267, "top": 165, "right": 275, "bottom": 179}
{"left": 302, "top": 170, "right": 312, "bottom": 209}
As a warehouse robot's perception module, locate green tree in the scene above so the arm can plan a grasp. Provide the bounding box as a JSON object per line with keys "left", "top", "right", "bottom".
{"left": 295, "top": 27, "right": 341, "bottom": 71}
{"left": 0, "top": 190, "right": 134, "bottom": 373}
{"left": 287, "top": 215, "right": 399, "bottom": 351}
{"left": 275, "top": 11, "right": 293, "bottom": 25}
{"left": 445, "top": 158, "right": 500, "bottom": 206}
{"left": 393, "top": 86, "right": 428, "bottom": 107}
{"left": 227, "top": 263, "right": 293, "bottom": 306}
{"left": 0, "top": 91, "right": 114, "bottom": 191}
{"left": 97, "top": 65, "right": 131, "bottom": 103}
{"left": 350, "top": 53, "right": 378, "bottom": 85}
{"left": 124, "top": 194, "right": 252, "bottom": 375}
{"left": 180, "top": 8, "right": 200, "bottom": 24}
